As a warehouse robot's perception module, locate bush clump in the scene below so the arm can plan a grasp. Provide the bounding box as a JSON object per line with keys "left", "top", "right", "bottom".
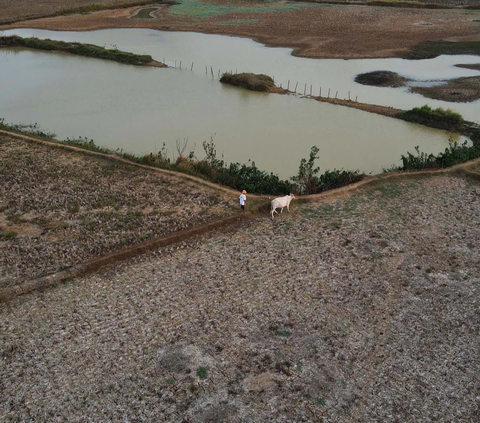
{"left": 397, "top": 105, "right": 464, "bottom": 130}
{"left": 220, "top": 72, "right": 275, "bottom": 92}
{"left": 394, "top": 137, "right": 480, "bottom": 171}
{"left": 0, "top": 36, "right": 153, "bottom": 66}
{"left": 291, "top": 146, "right": 363, "bottom": 195}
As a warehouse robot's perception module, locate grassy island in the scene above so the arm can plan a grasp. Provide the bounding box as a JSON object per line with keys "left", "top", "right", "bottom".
{"left": 0, "top": 35, "right": 164, "bottom": 67}
{"left": 220, "top": 72, "right": 285, "bottom": 93}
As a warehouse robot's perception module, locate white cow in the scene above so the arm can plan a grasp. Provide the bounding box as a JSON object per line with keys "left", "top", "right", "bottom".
{"left": 270, "top": 194, "right": 295, "bottom": 219}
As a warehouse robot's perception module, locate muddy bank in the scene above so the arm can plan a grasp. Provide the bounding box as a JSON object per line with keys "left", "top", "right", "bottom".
{"left": 312, "top": 96, "right": 404, "bottom": 118}
{"left": 456, "top": 63, "right": 480, "bottom": 71}
{"left": 411, "top": 76, "right": 480, "bottom": 102}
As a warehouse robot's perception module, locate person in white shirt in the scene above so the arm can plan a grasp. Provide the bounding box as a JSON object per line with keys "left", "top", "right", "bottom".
{"left": 239, "top": 190, "right": 247, "bottom": 211}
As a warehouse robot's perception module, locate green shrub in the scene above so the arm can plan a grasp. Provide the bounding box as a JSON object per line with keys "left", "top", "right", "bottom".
{"left": 397, "top": 137, "right": 480, "bottom": 171}
{"left": 291, "top": 146, "right": 363, "bottom": 194}
{"left": 397, "top": 105, "right": 464, "bottom": 130}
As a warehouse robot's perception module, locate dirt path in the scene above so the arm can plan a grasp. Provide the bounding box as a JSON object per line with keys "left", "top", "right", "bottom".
{"left": 2, "top": 1, "right": 480, "bottom": 59}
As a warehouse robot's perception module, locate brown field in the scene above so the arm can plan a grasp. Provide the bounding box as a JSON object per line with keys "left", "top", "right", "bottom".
{"left": 1, "top": 143, "right": 479, "bottom": 420}
{"left": 0, "top": 133, "right": 239, "bottom": 289}
{"left": 2, "top": 0, "right": 480, "bottom": 58}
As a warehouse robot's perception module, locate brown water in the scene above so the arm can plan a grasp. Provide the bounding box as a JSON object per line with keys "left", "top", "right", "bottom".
{"left": 0, "top": 29, "right": 474, "bottom": 178}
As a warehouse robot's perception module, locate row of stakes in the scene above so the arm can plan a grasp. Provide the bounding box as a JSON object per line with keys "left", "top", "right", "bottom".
{"left": 168, "top": 59, "right": 359, "bottom": 102}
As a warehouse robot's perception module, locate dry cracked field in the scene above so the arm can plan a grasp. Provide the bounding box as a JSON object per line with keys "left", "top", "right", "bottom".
{"left": 1, "top": 162, "right": 479, "bottom": 421}
{"left": 0, "top": 134, "right": 238, "bottom": 289}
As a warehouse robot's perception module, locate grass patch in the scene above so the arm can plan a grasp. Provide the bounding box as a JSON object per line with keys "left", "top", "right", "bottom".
{"left": 0, "top": 230, "right": 18, "bottom": 241}
{"left": 0, "top": 36, "right": 153, "bottom": 66}
{"left": 196, "top": 367, "right": 208, "bottom": 380}
{"left": 404, "top": 40, "right": 480, "bottom": 60}
{"left": 274, "top": 330, "right": 292, "bottom": 337}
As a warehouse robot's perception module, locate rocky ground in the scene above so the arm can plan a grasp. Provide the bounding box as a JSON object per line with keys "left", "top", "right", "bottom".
{"left": 1, "top": 171, "right": 479, "bottom": 422}
{"left": 2, "top": 0, "right": 480, "bottom": 59}
{"left": 0, "top": 134, "right": 238, "bottom": 288}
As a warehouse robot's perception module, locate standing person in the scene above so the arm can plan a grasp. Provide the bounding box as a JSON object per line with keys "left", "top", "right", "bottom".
{"left": 239, "top": 190, "right": 247, "bottom": 212}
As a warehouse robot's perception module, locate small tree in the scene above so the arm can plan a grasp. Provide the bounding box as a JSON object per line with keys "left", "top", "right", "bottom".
{"left": 291, "top": 146, "right": 320, "bottom": 194}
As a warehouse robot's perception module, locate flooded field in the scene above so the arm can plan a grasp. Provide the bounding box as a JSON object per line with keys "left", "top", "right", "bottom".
{"left": 1, "top": 28, "right": 477, "bottom": 177}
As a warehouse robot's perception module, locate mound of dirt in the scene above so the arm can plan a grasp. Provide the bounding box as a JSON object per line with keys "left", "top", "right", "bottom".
{"left": 411, "top": 76, "right": 480, "bottom": 102}
{"left": 455, "top": 63, "right": 480, "bottom": 71}
{"left": 355, "top": 70, "right": 409, "bottom": 87}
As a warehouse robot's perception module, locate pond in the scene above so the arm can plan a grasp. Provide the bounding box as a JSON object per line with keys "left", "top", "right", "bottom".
{"left": 0, "top": 28, "right": 476, "bottom": 178}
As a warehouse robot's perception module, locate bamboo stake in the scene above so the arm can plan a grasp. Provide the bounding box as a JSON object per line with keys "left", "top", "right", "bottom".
{"left": 294, "top": 82, "right": 298, "bottom": 93}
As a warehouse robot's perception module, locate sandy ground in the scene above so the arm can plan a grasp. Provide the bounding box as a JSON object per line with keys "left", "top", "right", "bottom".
{"left": 0, "top": 134, "right": 239, "bottom": 289}
{"left": 1, "top": 171, "right": 479, "bottom": 422}
{"left": 2, "top": 1, "right": 480, "bottom": 58}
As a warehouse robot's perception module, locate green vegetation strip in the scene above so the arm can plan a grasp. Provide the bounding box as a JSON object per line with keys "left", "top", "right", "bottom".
{"left": 0, "top": 36, "right": 153, "bottom": 66}
{"left": 2, "top": 102, "right": 480, "bottom": 193}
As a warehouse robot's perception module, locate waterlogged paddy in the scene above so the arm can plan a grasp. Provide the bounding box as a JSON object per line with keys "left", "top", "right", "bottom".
{"left": 1, "top": 28, "right": 477, "bottom": 177}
